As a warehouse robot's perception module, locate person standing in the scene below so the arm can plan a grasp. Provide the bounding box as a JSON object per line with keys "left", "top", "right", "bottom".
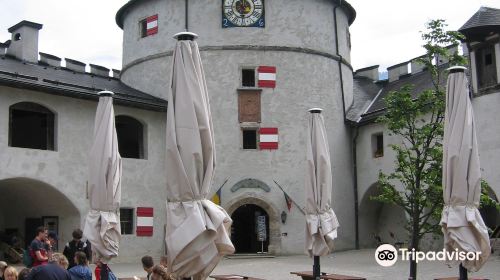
{"left": 3, "top": 267, "right": 18, "bottom": 280}
{"left": 68, "top": 252, "right": 91, "bottom": 280}
{"left": 30, "top": 227, "right": 49, "bottom": 267}
{"left": 26, "top": 253, "right": 71, "bottom": 280}
{"left": 141, "top": 256, "right": 154, "bottom": 280}
{"left": 17, "top": 269, "right": 31, "bottom": 280}
{"left": 48, "top": 232, "right": 58, "bottom": 253}
{"left": 63, "top": 229, "right": 91, "bottom": 269}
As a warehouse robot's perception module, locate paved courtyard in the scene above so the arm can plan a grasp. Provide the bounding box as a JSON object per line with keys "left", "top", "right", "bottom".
{"left": 106, "top": 249, "right": 499, "bottom": 280}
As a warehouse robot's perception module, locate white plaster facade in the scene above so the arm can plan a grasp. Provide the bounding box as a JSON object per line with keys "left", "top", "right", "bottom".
{"left": 0, "top": 0, "right": 498, "bottom": 264}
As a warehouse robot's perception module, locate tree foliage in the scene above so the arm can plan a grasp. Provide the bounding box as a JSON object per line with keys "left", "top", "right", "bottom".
{"left": 371, "top": 19, "right": 500, "bottom": 279}
{"left": 374, "top": 19, "right": 466, "bottom": 245}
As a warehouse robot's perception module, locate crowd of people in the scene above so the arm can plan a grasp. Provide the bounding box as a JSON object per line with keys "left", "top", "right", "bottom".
{"left": 0, "top": 227, "right": 174, "bottom": 280}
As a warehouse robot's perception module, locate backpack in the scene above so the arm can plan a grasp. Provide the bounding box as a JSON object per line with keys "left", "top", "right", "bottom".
{"left": 22, "top": 248, "right": 33, "bottom": 268}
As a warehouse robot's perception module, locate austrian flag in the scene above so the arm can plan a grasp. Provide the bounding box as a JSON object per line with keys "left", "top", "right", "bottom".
{"left": 258, "top": 66, "right": 276, "bottom": 88}
{"left": 146, "top": 15, "right": 158, "bottom": 36}
{"left": 136, "top": 207, "right": 154, "bottom": 236}
{"left": 259, "top": 127, "right": 279, "bottom": 149}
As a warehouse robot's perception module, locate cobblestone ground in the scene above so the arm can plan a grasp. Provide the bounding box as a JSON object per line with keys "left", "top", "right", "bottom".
{"left": 106, "top": 249, "right": 499, "bottom": 280}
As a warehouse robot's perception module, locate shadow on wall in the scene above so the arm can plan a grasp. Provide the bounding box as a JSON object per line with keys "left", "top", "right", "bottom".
{"left": 358, "top": 183, "right": 407, "bottom": 249}
{"left": 0, "top": 177, "right": 80, "bottom": 254}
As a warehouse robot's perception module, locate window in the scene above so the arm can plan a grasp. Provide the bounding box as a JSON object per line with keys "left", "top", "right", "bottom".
{"left": 9, "top": 102, "right": 55, "bottom": 150}
{"left": 372, "top": 133, "right": 384, "bottom": 158}
{"left": 242, "top": 129, "right": 258, "bottom": 150}
{"left": 120, "top": 208, "right": 134, "bottom": 235}
{"left": 140, "top": 14, "right": 158, "bottom": 38}
{"left": 115, "top": 115, "right": 145, "bottom": 159}
{"left": 475, "top": 44, "right": 497, "bottom": 89}
{"left": 242, "top": 68, "right": 256, "bottom": 87}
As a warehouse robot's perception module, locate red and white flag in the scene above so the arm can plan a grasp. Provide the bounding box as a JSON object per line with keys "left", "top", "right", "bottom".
{"left": 259, "top": 127, "right": 278, "bottom": 149}
{"left": 146, "top": 15, "right": 158, "bottom": 36}
{"left": 136, "top": 207, "right": 154, "bottom": 236}
{"left": 258, "top": 66, "right": 276, "bottom": 88}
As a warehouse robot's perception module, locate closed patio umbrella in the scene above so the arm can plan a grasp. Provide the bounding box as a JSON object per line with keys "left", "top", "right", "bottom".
{"left": 305, "top": 108, "right": 339, "bottom": 280}
{"left": 83, "top": 90, "right": 122, "bottom": 261}
{"left": 165, "top": 32, "right": 234, "bottom": 280}
{"left": 440, "top": 66, "right": 490, "bottom": 277}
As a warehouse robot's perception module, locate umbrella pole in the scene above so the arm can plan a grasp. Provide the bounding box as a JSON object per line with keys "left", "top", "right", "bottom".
{"left": 313, "top": 256, "right": 321, "bottom": 280}
{"left": 459, "top": 263, "right": 468, "bottom": 280}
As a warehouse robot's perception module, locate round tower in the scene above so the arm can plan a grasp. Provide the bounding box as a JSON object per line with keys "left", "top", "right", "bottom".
{"left": 116, "top": 0, "right": 357, "bottom": 254}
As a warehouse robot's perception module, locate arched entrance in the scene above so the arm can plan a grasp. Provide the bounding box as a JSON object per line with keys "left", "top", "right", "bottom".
{"left": 230, "top": 204, "right": 269, "bottom": 253}
{"left": 480, "top": 188, "right": 499, "bottom": 236}
{"left": 359, "top": 183, "right": 407, "bottom": 248}
{"left": 0, "top": 178, "right": 80, "bottom": 262}
{"left": 226, "top": 195, "right": 280, "bottom": 254}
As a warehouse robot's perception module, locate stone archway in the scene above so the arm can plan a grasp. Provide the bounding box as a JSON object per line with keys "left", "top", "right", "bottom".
{"left": 358, "top": 183, "right": 407, "bottom": 248}
{"left": 0, "top": 177, "right": 80, "bottom": 256}
{"left": 226, "top": 195, "right": 281, "bottom": 254}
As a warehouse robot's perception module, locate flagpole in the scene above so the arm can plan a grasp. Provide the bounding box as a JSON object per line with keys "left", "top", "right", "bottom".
{"left": 212, "top": 177, "right": 229, "bottom": 197}
{"left": 273, "top": 180, "right": 306, "bottom": 215}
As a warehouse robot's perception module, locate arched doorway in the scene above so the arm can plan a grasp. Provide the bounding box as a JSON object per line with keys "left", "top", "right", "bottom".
{"left": 231, "top": 204, "right": 269, "bottom": 253}
{"left": 0, "top": 178, "right": 80, "bottom": 262}
{"left": 358, "top": 183, "right": 407, "bottom": 248}
{"left": 480, "top": 189, "right": 499, "bottom": 237}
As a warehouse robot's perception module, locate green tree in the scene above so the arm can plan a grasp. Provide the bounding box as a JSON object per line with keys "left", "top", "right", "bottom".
{"left": 373, "top": 19, "right": 465, "bottom": 280}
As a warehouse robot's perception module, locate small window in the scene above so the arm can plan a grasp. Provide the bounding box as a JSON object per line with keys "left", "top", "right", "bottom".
{"left": 120, "top": 208, "right": 134, "bottom": 235}
{"left": 9, "top": 102, "right": 55, "bottom": 150}
{"left": 140, "top": 14, "right": 158, "bottom": 38}
{"left": 346, "top": 29, "right": 351, "bottom": 49}
{"left": 475, "top": 44, "right": 497, "bottom": 89}
{"left": 372, "top": 133, "right": 384, "bottom": 158}
{"left": 116, "top": 115, "right": 145, "bottom": 159}
{"left": 242, "top": 69, "right": 256, "bottom": 87}
{"left": 485, "top": 53, "right": 493, "bottom": 66}
{"left": 242, "top": 129, "right": 257, "bottom": 149}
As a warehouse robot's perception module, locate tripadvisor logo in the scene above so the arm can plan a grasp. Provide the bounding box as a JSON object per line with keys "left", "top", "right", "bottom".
{"left": 375, "top": 244, "right": 481, "bottom": 267}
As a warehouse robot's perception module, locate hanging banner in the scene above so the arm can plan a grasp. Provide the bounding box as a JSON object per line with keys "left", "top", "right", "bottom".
{"left": 257, "top": 215, "right": 267, "bottom": 242}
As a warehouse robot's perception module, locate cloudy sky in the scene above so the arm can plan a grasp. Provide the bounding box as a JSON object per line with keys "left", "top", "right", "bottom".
{"left": 1, "top": 0, "right": 499, "bottom": 72}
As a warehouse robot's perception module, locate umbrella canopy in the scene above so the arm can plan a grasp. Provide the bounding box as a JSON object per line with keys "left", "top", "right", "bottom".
{"left": 305, "top": 108, "right": 339, "bottom": 257}
{"left": 83, "top": 90, "right": 122, "bottom": 260}
{"left": 440, "top": 67, "right": 490, "bottom": 271}
{"left": 165, "top": 33, "right": 234, "bottom": 280}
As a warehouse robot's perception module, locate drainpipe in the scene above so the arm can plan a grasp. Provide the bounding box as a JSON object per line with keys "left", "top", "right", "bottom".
{"left": 335, "top": 0, "right": 358, "bottom": 248}
{"left": 185, "top": 0, "right": 189, "bottom": 31}
{"left": 352, "top": 125, "right": 360, "bottom": 249}
{"left": 333, "top": 1, "right": 347, "bottom": 123}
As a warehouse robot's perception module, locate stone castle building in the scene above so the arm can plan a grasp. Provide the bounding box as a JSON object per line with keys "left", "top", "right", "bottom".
{"left": 0, "top": 1, "right": 498, "bottom": 262}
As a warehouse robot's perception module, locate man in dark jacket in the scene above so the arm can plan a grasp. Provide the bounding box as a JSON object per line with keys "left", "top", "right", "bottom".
{"left": 63, "top": 229, "right": 92, "bottom": 269}
{"left": 27, "top": 253, "right": 71, "bottom": 280}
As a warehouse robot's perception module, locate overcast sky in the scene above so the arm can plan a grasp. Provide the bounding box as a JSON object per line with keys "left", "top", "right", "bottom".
{"left": 1, "top": 0, "right": 499, "bottom": 72}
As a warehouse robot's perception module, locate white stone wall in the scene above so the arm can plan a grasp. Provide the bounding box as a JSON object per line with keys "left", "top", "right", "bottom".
{"left": 0, "top": 86, "right": 167, "bottom": 262}
{"left": 118, "top": 0, "right": 356, "bottom": 254}
{"left": 473, "top": 92, "right": 500, "bottom": 201}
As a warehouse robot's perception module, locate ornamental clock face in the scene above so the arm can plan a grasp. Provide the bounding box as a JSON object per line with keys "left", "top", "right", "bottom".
{"left": 223, "top": 0, "right": 265, "bottom": 28}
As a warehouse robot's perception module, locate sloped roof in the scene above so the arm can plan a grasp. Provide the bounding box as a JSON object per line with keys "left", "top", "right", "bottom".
{"left": 347, "top": 76, "right": 382, "bottom": 123}
{"left": 459, "top": 7, "right": 500, "bottom": 41}
{"left": 0, "top": 55, "right": 167, "bottom": 111}
{"left": 357, "top": 65, "right": 449, "bottom": 124}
